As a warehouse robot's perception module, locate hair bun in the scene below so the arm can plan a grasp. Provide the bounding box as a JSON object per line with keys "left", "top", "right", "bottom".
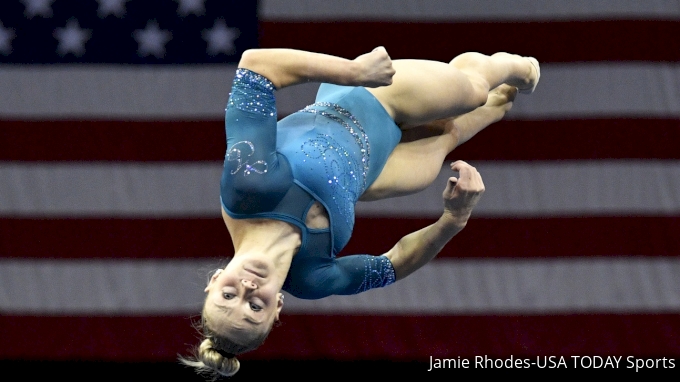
{"left": 215, "top": 348, "right": 235, "bottom": 359}
{"left": 180, "top": 338, "right": 240, "bottom": 377}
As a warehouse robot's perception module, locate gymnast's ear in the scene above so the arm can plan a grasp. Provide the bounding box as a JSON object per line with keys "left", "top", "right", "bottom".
{"left": 275, "top": 293, "right": 284, "bottom": 321}
{"left": 205, "top": 269, "right": 223, "bottom": 292}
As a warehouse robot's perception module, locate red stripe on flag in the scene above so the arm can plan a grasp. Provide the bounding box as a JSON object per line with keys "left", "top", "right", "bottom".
{"left": 260, "top": 20, "right": 680, "bottom": 63}
{"left": 1, "top": 314, "right": 678, "bottom": 360}
{"left": 0, "top": 316, "right": 197, "bottom": 361}
{"left": 449, "top": 119, "right": 680, "bottom": 161}
{"left": 2, "top": 119, "right": 680, "bottom": 161}
{"left": 349, "top": 216, "right": 680, "bottom": 258}
{"left": 0, "top": 120, "right": 225, "bottom": 162}
{"left": 0, "top": 218, "right": 230, "bottom": 259}
{"left": 2, "top": 217, "right": 679, "bottom": 259}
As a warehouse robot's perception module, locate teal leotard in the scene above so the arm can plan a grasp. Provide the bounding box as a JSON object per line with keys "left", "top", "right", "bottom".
{"left": 220, "top": 69, "right": 401, "bottom": 299}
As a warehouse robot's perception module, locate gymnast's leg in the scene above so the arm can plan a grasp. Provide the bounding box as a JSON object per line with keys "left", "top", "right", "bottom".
{"left": 366, "top": 52, "right": 538, "bottom": 128}
{"left": 358, "top": 52, "right": 537, "bottom": 201}
{"left": 360, "top": 84, "right": 518, "bottom": 201}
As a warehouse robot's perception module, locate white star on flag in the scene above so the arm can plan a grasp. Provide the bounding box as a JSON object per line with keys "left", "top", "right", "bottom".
{"left": 21, "top": 0, "right": 54, "bottom": 19}
{"left": 133, "top": 21, "right": 172, "bottom": 58}
{"left": 175, "top": 0, "right": 206, "bottom": 17}
{"left": 202, "top": 19, "right": 239, "bottom": 56}
{"left": 96, "top": 0, "right": 129, "bottom": 18}
{"left": 53, "top": 19, "right": 92, "bottom": 57}
{"left": 0, "top": 22, "right": 15, "bottom": 56}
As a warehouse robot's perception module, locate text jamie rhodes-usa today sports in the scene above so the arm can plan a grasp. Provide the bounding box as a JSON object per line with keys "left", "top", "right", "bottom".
{"left": 427, "top": 355, "right": 676, "bottom": 371}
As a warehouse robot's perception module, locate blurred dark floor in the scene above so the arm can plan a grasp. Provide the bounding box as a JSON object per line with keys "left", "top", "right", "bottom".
{"left": 2, "top": 360, "right": 430, "bottom": 380}
{"left": 2, "top": 359, "right": 674, "bottom": 380}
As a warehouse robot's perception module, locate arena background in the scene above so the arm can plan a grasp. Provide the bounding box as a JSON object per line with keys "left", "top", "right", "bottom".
{"left": 1, "top": 0, "right": 679, "bottom": 378}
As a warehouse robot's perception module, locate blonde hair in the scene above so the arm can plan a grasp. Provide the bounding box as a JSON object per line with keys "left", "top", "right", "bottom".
{"left": 180, "top": 337, "right": 241, "bottom": 378}
{"left": 180, "top": 308, "right": 275, "bottom": 378}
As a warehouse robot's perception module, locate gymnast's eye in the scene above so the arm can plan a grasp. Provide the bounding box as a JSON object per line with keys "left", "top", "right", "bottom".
{"left": 249, "top": 302, "right": 262, "bottom": 312}
{"left": 223, "top": 293, "right": 235, "bottom": 300}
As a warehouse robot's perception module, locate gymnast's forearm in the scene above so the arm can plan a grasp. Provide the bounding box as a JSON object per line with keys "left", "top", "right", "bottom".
{"left": 384, "top": 213, "right": 467, "bottom": 281}
{"left": 237, "top": 48, "right": 362, "bottom": 89}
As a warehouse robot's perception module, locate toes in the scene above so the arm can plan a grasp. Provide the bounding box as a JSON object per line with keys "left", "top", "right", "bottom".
{"left": 495, "top": 84, "right": 518, "bottom": 100}
{"left": 488, "top": 84, "right": 518, "bottom": 104}
{"left": 519, "top": 56, "right": 540, "bottom": 94}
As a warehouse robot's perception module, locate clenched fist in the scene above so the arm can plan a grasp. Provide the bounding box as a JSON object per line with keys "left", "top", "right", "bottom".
{"left": 353, "top": 46, "right": 395, "bottom": 88}
{"left": 442, "top": 160, "right": 485, "bottom": 227}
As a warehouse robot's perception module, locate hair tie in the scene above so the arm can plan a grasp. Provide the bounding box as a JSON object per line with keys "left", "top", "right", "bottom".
{"left": 215, "top": 348, "right": 235, "bottom": 359}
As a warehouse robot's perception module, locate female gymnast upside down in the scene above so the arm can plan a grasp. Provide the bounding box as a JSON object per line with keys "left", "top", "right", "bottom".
{"left": 182, "top": 47, "right": 540, "bottom": 377}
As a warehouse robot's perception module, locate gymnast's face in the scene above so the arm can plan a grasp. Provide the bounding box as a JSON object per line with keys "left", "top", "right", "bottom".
{"left": 203, "top": 258, "right": 283, "bottom": 343}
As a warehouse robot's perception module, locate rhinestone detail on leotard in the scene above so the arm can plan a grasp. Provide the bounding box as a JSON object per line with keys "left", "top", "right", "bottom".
{"left": 355, "top": 255, "right": 396, "bottom": 294}
{"left": 300, "top": 133, "right": 361, "bottom": 228}
{"left": 227, "top": 141, "right": 268, "bottom": 176}
{"left": 299, "top": 102, "right": 370, "bottom": 192}
{"left": 228, "top": 68, "right": 276, "bottom": 117}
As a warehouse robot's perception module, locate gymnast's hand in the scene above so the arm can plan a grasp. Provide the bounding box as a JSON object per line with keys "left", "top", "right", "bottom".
{"left": 442, "top": 160, "right": 485, "bottom": 227}
{"left": 353, "top": 47, "right": 395, "bottom": 87}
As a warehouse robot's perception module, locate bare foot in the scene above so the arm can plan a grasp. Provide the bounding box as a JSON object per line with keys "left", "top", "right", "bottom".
{"left": 446, "top": 84, "right": 517, "bottom": 145}
{"left": 518, "top": 57, "right": 540, "bottom": 94}
{"left": 400, "top": 85, "right": 518, "bottom": 144}
{"left": 489, "top": 52, "right": 540, "bottom": 94}
{"left": 485, "top": 84, "right": 518, "bottom": 110}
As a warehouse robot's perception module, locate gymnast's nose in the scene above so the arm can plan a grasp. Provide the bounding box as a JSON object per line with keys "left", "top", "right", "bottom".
{"left": 241, "top": 279, "right": 257, "bottom": 290}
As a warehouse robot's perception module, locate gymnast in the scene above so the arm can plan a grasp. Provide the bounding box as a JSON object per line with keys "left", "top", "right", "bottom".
{"left": 182, "top": 47, "right": 540, "bottom": 377}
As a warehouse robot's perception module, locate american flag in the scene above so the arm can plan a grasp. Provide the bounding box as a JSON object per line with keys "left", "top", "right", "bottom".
{"left": 1, "top": 0, "right": 679, "bottom": 375}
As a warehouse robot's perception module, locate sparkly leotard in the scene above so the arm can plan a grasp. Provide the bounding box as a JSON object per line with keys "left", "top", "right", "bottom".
{"left": 220, "top": 69, "right": 402, "bottom": 299}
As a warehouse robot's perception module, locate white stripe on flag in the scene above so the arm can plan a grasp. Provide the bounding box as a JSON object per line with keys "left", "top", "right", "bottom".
{"left": 260, "top": 0, "right": 680, "bottom": 21}
{"left": 2, "top": 257, "right": 679, "bottom": 315}
{"left": 2, "top": 161, "right": 679, "bottom": 217}
{"left": 3, "top": 64, "right": 680, "bottom": 118}
{"left": 358, "top": 160, "right": 680, "bottom": 217}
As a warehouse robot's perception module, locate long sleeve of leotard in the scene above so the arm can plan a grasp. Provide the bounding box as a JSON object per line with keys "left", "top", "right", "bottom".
{"left": 284, "top": 254, "right": 397, "bottom": 299}
{"left": 330, "top": 254, "right": 397, "bottom": 295}
{"left": 221, "top": 69, "right": 294, "bottom": 215}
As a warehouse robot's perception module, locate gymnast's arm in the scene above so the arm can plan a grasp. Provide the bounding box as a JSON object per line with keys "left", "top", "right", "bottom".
{"left": 237, "top": 47, "right": 395, "bottom": 89}
{"left": 383, "top": 161, "right": 485, "bottom": 280}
